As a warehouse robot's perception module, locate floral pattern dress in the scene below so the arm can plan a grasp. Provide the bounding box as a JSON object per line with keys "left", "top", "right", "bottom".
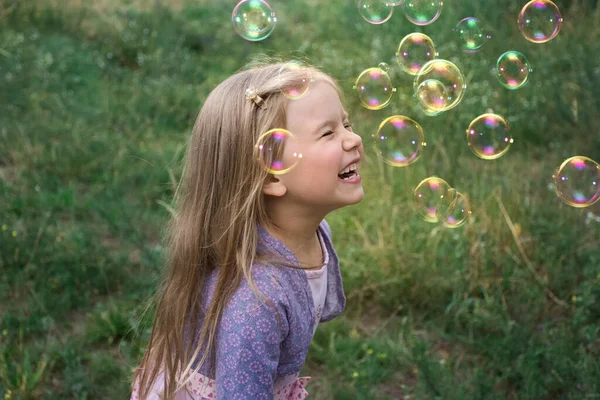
{"left": 130, "top": 220, "right": 341, "bottom": 399}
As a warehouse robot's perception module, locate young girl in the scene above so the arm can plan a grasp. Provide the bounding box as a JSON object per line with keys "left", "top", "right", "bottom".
{"left": 131, "top": 59, "right": 364, "bottom": 400}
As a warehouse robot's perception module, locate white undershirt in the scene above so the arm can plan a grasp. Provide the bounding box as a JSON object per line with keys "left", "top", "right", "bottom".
{"left": 304, "top": 230, "right": 329, "bottom": 333}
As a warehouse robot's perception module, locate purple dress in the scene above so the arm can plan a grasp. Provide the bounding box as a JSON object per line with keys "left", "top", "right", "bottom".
{"left": 131, "top": 219, "right": 346, "bottom": 399}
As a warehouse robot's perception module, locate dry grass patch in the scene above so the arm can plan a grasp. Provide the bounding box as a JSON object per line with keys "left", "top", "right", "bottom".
{"left": 46, "top": 0, "right": 186, "bottom": 13}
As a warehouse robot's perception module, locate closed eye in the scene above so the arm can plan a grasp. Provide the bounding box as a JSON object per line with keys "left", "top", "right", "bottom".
{"left": 321, "top": 122, "right": 352, "bottom": 138}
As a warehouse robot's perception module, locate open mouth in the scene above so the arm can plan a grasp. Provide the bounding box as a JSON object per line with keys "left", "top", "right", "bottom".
{"left": 338, "top": 163, "right": 359, "bottom": 180}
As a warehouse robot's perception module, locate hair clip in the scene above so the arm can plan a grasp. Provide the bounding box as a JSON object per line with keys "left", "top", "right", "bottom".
{"left": 245, "top": 87, "right": 267, "bottom": 109}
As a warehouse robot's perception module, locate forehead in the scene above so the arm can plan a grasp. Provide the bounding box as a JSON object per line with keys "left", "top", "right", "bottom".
{"left": 285, "top": 80, "right": 346, "bottom": 126}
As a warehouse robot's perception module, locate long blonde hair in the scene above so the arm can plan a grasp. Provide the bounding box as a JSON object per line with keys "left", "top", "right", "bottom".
{"left": 133, "top": 59, "right": 340, "bottom": 399}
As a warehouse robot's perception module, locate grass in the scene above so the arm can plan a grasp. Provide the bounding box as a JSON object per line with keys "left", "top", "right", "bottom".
{"left": 1, "top": 0, "right": 600, "bottom": 398}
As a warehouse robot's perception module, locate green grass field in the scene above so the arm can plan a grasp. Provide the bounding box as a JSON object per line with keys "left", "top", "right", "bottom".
{"left": 1, "top": 0, "right": 599, "bottom": 398}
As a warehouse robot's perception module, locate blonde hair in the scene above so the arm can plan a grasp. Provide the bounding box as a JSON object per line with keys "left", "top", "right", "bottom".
{"left": 133, "top": 59, "right": 341, "bottom": 400}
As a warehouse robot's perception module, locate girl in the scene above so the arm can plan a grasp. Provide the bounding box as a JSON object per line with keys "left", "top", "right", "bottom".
{"left": 131, "top": 59, "right": 364, "bottom": 400}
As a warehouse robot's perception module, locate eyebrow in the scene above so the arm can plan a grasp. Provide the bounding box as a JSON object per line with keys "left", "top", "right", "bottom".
{"left": 313, "top": 110, "right": 350, "bottom": 135}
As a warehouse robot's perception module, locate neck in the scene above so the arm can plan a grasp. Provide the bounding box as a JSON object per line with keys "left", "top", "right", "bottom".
{"left": 264, "top": 197, "right": 326, "bottom": 267}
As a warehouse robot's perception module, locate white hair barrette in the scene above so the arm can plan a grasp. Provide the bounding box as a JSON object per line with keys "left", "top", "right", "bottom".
{"left": 245, "top": 87, "right": 267, "bottom": 109}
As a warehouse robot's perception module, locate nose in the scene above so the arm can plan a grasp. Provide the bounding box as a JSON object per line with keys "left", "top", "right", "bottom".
{"left": 342, "top": 129, "right": 363, "bottom": 153}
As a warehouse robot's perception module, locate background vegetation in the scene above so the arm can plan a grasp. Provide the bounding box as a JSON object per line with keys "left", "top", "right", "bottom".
{"left": 1, "top": 0, "right": 599, "bottom": 398}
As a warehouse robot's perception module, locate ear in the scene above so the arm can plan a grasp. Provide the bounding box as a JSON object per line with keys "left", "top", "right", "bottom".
{"left": 263, "top": 174, "right": 287, "bottom": 197}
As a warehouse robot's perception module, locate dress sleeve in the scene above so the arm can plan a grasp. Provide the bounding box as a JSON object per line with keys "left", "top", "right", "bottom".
{"left": 215, "top": 274, "right": 289, "bottom": 400}
{"left": 317, "top": 218, "right": 346, "bottom": 323}
{"left": 319, "top": 219, "right": 332, "bottom": 239}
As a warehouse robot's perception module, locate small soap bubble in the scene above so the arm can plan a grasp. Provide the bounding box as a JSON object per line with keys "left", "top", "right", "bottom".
{"left": 453, "top": 17, "right": 491, "bottom": 53}
{"left": 396, "top": 33, "right": 437, "bottom": 75}
{"left": 402, "top": 0, "right": 443, "bottom": 26}
{"left": 553, "top": 156, "right": 600, "bottom": 208}
{"left": 415, "top": 79, "right": 448, "bottom": 114}
{"left": 354, "top": 66, "right": 396, "bottom": 110}
{"left": 466, "top": 113, "right": 513, "bottom": 160}
{"left": 496, "top": 51, "right": 532, "bottom": 90}
{"left": 386, "top": 0, "right": 404, "bottom": 5}
{"left": 278, "top": 61, "right": 312, "bottom": 100}
{"left": 413, "top": 176, "right": 452, "bottom": 223}
{"left": 232, "top": 0, "right": 277, "bottom": 42}
{"left": 358, "top": 0, "right": 394, "bottom": 24}
{"left": 414, "top": 59, "right": 465, "bottom": 113}
{"left": 436, "top": 189, "right": 472, "bottom": 228}
{"left": 254, "top": 129, "right": 302, "bottom": 175}
{"left": 518, "top": 0, "right": 563, "bottom": 43}
{"left": 372, "top": 116, "right": 426, "bottom": 167}
{"left": 378, "top": 62, "right": 390, "bottom": 73}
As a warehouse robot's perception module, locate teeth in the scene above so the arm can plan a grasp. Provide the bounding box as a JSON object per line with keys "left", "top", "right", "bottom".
{"left": 340, "top": 163, "right": 358, "bottom": 174}
{"left": 339, "top": 162, "right": 360, "bottom": 181}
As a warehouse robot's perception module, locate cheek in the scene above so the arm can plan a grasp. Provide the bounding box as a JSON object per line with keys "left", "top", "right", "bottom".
{"left": 283, "top": 143, "right": 342, "bottom": 182}
{"left": 306, "top": 142, "right": 342, "bottom": 165}
{"left": 281, "top": 142, "right": 305, "bottom": 172}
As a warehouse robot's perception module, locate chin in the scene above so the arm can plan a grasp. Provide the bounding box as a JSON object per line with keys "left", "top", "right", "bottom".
{"left": 348, "top": 190, "right": 365, "bottom": 205}
{"left": 340, "top": 188, "right": 365, "bottom": 207}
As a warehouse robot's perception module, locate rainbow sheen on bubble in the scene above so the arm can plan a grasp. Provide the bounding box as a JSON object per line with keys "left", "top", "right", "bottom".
{"left": 415, "top": 79, "right": 448, "bottom": 114}
{"left": 402, "top": 0, "right": 443, "bottom": 26}
{"left": 277, "top": 61, "right": 312, "bottom": 100}
{"left": 414, "top": 59, "right": 465, "bottom": 113}
{"left": 358, "top": 0, "right": 393, "bottom": 24}
{"left": 466, "top": 113, "right": 513, "bottom": 160}
{"left": 373, "top": 116, "right": 426, "bottom": 167}
{"left": 496, "top": 51, "right": 532, "bottom": 90}
{"left": 518, "top": 0, "right": 563, "bottom": 43}
{"left": 552, "top": 156, "right": 600, "bottom": 208}
{"left": 354, "top": 63, "right": 395, "bottom": 110}
{"left": 396, "top": 33, "right": 437, "bottom": 75}
{"left": 254, "top": 129, "right": 302, "bottom": 175}
{"left": 454, "top": 17, "right": 491, "bottom": 53}
{"left": 232, "top": 0, "right": 277, "bottom": 42}
{"left": 413, "top": 176, "right": 452, "bottom": 223}
{"left": 436, "top": 189, "right": 472, "bottom": 228}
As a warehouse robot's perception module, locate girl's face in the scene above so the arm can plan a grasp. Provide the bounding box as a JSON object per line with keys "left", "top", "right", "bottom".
{"left": 278, "top": 80, "right": 364, "bottom": 213}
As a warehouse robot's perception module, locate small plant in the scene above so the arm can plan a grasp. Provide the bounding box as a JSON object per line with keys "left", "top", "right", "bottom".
{"left": 0, "top": 330, "right": 51, "bottom": 398}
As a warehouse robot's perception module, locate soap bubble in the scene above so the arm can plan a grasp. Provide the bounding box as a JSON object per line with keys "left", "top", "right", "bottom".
{"left": 232, "top": 0, "right": 277, "bottom": 42}
{"left": 354, "top": 63, "right": 396, "bottom": 110}
{"left": 553, "top": 156, "right": 600, "bottom": 208}
{"left": 415, "top": 79, "right": 448, "bottom": 114}
{"left": 414, "top": 59, "right": 466, "bottom": 112}
{"left": 436, "top": 189, "right": 472, "bottom": 228}
{"left": 396, "top": 33, "right": 437, "bottom": 75}
{"left": 453, "top": 17, "right": 491, "bottom": 53}
{"left": 402, "top": 0, "right": 443, "bottom": 26}
{"left": 358, "top": 0, "right": 394, "bottom": 24}
{"left": 254, "top": 129, "right": 302, "bottom": 174}
{"left": 372, "top": 116, "right": 426, "bottom": 167}
{"left": 495, "top": 51, "right": 532, "bottom": 90}
{"left": 413, "top": 176, "right": 453, "bottom": 223}
{"left": 518, "top": 0, "right": 563, "bottom": 43}
{"left": 277, "top": 61, "right": 312, "bottom": 100}
{"left": 466, "top": 113, "right": 513, "bottom": 160}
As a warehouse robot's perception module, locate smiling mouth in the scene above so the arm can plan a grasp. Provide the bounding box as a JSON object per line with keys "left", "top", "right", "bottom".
{"left": 338, "top": 163, "right": 359, "bottom": 180}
